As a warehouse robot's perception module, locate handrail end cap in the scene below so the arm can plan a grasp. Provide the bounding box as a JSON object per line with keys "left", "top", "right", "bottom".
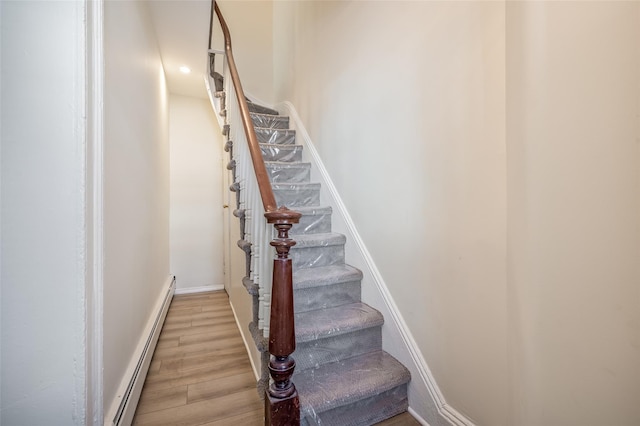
{"left": 265, "top": 207, "right": 302, "bottom": 225}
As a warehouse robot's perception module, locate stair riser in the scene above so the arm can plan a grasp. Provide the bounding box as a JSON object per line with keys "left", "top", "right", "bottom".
{"left": 251, "top": 114, "right": 289, "bottom": 129}
{"left": 300, "top": 384, "right": 408, "bottom": 426}
{"left": 291, "top": 245, "right": 344, "bottom": 269}
{"left": 260, "top": 145, "right": 303, "bottom": 162}
{"left": 266, "top": 164, "right": 310, "bottom": 183}
{"left": 293, "top": 327, "right": 381, "bottom": 373}
{"left": 291, "top": 213, "right": 332, "bottom": 235}
{"left": 294, "top": 280, "right": 361, "bottom": 313}
{"left": 274, "top": 187, "right": 320, "bottom": 208}
{"left": 247, "top": 102, "right": 279, "bottom": 116}
{"left": 256, "top": 128, "right": 296, "bottom": 145}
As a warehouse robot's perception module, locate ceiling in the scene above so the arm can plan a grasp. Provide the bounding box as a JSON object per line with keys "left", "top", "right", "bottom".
{"left": 147, "top": 0, "right": 213, "bottom": 99}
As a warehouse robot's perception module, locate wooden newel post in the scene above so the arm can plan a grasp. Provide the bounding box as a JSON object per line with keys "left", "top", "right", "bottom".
{"left": 264, "top": 207, "right": 302, "bottom": 426}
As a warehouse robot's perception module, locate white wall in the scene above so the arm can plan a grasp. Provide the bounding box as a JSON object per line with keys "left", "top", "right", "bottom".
{"left": 103, "top": 0, "right": 170, "bottom": 417}
{"left": 0, "top": 1, "right": 88, "bottom": 423}
{"left": 506, "top": 2, "right": 640, "bottom": 425}
{"left": 170, "top": 94, "right": 224, "bottom": 292}
{"left": 273, "top": 2, "right": 507, "bottom": 424}
{"left": 215, "top": 1, "right": 274, "bottom": 104}
{"left": 272, "top": 1, "right": 640, "bottom": 425}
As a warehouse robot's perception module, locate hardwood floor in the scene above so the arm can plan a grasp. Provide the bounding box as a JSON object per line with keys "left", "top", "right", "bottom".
{"left": 133, "top": 291, "right": 262, "bottom": 425}
{"left": 132, "top": 290, "right": 419, "bottom": 426}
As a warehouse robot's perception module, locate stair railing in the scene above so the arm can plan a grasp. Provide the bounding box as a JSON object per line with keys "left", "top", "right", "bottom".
{"left": 208, "top": 2, "right": 301, "bottom": 424}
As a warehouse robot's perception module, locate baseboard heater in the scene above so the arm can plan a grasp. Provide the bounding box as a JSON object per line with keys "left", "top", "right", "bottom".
{"left": 112, "top": 276, "right": 176, "bottom": 425}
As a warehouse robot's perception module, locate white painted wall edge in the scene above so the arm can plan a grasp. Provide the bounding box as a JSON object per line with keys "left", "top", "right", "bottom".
{"left": 86, "top": 0, "right": 104, "bottom": 423}
{"left": 174, "top": 284, "right": 224, "bottom": 295}
{"left": 0, "top": 0, "right": 4, "bottom": 418}
{"left": 275, "top": 101, "right": 475, "bottom": 426}
{"left": 104, "top": 275, "right": 175, "bottom": 426}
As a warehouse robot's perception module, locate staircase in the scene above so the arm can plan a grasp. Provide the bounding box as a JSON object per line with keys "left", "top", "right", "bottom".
{"left": 236, "top": 103, "right": 412, "bottom": 425}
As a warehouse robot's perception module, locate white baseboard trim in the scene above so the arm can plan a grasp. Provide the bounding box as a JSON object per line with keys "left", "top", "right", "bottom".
{"left": 276, "top": 101, "right": 475, "bottom": 426}
{"left": 409, "top": 407, "right": 431, "bottom": 426}
{"left": 104, "top": 275, "right": 175, "bottom": 426}
{"left": 174, "top": 284, "right": 224, "bottom": 295}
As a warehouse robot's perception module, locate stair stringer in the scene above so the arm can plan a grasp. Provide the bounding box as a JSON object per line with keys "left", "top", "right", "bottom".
{"left": 274, "top": 100, "right": 477, "bottom": 426}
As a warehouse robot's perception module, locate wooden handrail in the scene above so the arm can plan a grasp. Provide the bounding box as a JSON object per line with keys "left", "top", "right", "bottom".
{"left": 208, "top": 0, "right": 214, "bottom": 50}
{"left": 211, "top": 3, "right": 301, "bottom": 425}
{"left": 214, "top": 3, "right": 278, "bottom": 213}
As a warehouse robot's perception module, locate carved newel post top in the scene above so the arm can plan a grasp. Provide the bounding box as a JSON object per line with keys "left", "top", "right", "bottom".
{"left": 264, "top": 206, "right": 302, "bottom": 225}
{"left": 266, "top": 207, "right": 302, "bottom": 251}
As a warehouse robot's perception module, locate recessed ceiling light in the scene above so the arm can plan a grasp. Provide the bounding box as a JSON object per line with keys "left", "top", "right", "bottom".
{"left": 179, "top": 66, "right": 191, "bottom": 74}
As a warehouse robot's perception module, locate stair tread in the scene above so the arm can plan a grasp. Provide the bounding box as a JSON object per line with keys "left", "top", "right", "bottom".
{"left": 293, "top": 264, "right": 362, "bottom": 289}
{"left": 272, "top": 182, "right": 321, "bottom": 189}
{"left": 256, "top": 128, "right": 296, "bottom": 145}
{"left": 255, "top": 127, "right": 296, "bottom": 138}
{"left": 247, "top": 101, "right": 279, "bottom": 115}
{"left": 295, "top": 302, "right": 383, "bottom": 343}
{"left": 291, "top": 232, "right": 346, "bottom": 247}
{"left": 250, "top": 111, "right": 286, "bottom": 120}
{"left": 266, "top": 161, "right": 311, "bottom": 184}
{"left": 296, "top": 350, "right": 410, "bottom": 415}
{"left": 259, "top": 143, "right": 302, "bottom": 149}
{"left": 265, "top": 161, "right": 311, "bottom": 168}
{"left": 254, "top": 126, "right": 295, "bottom": 132}
{"left": 293, "top": 205, "right": 333, "bottom": 215}
{"left": 260, "top": 144, "right": 304, "bottom": 162}
{"left": 250, "top": 113, "right": 290, "bottom": 130}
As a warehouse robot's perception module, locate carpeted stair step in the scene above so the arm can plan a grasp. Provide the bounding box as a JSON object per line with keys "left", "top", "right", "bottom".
{"left": 255, "top": 127, "right": 296, "bottom": 145}
{"left": 290, "top": 232, "right": 345, "bottom": 269}
{"left": 273, "top": 182, "right": 320, "bottom": 208}
{"left": 293, "top": 264, "right": 362, "bottom": 313}
{"left": 250, "top": 112, "right": 289, "bottom": 129}
{"left": 290, "top": 206, "right": 332, "bottom": 235}
{"left": 260, "top": 143, "right": 303, "bottom": 162}
{"left": 296, "top": 350, "right": 411, "bottom": 426}
{"left": 247, "top": 101, "right": 279, "bottom": 116}
{"left": 265, "top": 161, "right": 311, "bottom": 183}
{"left": 293, "top": 302, "right": 383, "bottom": 371}
{"left": 224, "top": 107, "right": 414, "bottom": 422}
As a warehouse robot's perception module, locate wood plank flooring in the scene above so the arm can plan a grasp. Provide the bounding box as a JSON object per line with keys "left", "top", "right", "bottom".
{"left": 132, "top": 290, "right": 419, "bottom": 426}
